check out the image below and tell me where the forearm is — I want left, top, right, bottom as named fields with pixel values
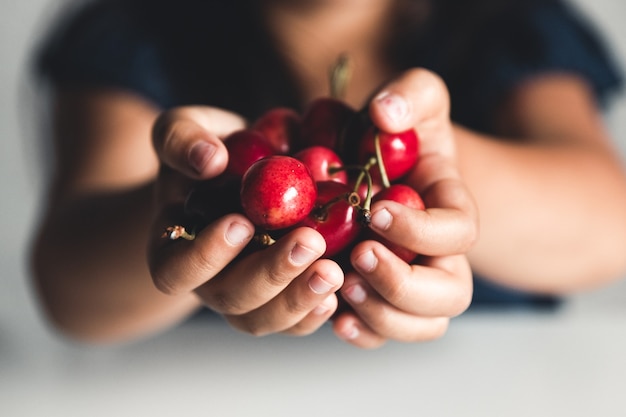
left=456, top=125, right=626, bottom=293
left=31, top=183, right=201, bottom=343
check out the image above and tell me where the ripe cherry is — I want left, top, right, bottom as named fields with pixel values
left=358, top=127, right=419, bottom=185
left=240, top=156, right=317, bottom=230
left=224, top=129, right=275, bottom=178
left=294, top=146, right=348, bottom=184
left=251, top=107, right=301, bottom=154
left=298, top=98, right=356, bottom=152
left=296, top=181, right=360, bottom=257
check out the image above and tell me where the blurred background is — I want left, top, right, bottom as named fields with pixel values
left=1, top=1, right=625, bottom=416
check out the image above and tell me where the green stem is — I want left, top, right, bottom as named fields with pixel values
left=329, top=53, right=351, bottom=100
left=374, top=131, right=391, bottom=188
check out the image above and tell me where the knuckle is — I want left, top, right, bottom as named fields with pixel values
left=206, top=290, right=246, bottom=315
left=283, top=295, right=311, bottom=316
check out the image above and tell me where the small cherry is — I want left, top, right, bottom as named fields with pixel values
left=224, top=129, right=275, bottom=178
left=358, top=127, right=419, bottom=185
left=294, top=146, right=348, bottom=184
left=251, top=107, right=301, bottom=154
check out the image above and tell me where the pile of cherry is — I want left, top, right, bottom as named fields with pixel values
left=166, top=96, right=424, bottom=264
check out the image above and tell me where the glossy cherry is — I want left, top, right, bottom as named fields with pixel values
left=294, top=145, right=348, bottom=184
left=240, top=156, right=317, bottom=230
left=296, top=181, right=360, bottom=257
left=358, top=127, right=419, bottom=185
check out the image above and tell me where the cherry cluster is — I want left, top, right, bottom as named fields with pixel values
left=166, top=96, right=424, bottom=265
left=164, top=56, right=425, bottom=266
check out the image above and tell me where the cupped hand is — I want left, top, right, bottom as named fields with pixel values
left=148, top=106, right=343, bottom=337
left=333, top=68, right=478, bottom=348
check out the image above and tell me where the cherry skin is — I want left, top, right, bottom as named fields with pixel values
left=294, top=146, right=348, bottom=184
left=224, top=129, right=276, bottom=178
left=240, top=156, right=317, bottom=230
left=368, top=184, right=425, bottom=262
left=296, top=181, right=360, bottom=257
left=298, top=97, right=356, bottom=152
left=251, top=107, right=301, bottom=154
left=358, top=127, right=419, bottom=184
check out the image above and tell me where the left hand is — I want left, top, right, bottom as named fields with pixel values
left=332, top=68, right=478, bottom=348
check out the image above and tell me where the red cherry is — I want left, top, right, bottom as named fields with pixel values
left=368, top=184, right=425, bottom=262
left=224, top=129, right=275, bottom=178
left=240, top=156, right=317, bottom=230
left=294, top=146, right=348, bottom=184
left=251, top=107, right=301, bottom=154
left=358, top=127, right=419, bottom=184
left=297, top=181, right=360, bottom=257
left=298, top=98, right=356, bottom=151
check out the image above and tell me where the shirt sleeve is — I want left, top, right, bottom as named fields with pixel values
left=35, top=1, right=174, bottom=108
left=449, top=0, right=623, bottom=131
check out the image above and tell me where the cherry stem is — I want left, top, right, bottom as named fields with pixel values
left=374, top=131, right=391, bottom=189
left=163, top=225, right=196, bottom=241
left=329, top=53, right=351, bottom=100
left=314, top=192, right=353, bottom=221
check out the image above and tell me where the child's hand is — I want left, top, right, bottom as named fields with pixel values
left=333, top=69, right=478, bottom=348
left=147, top=106, right=344, bottom=336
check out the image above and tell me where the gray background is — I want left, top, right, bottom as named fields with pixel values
left=1, top=1, right=626, bottom=416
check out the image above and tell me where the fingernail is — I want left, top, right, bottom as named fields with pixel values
left=225, top=222, right=252, bottom=246
left=189, top=141, right=216, bottom=174
left=344, top=283, right=367, bottom=304
left=355, top=250, right=377, bottom=273
left=343, top=325, right=360, bottom=340
left=375, top=92, right=408, bottom=123
left=290, top=243, right=318, bottom=266
left=371, top=208, right=392, bottom=231
left=308, top=273, right=334, bottom=294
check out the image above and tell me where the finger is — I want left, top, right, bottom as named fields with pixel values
left=337, top=274, right=452, bottom=344
left=148, top=211, right=255, bottom=295
left=224, top=259, right=343, bottom=336
left=347, top=241, right=473, bottom=317
left=152, top=106, right=246, bottom=179
left=369, top=187, right=477, bottom=257
left=195, top=227, right=327, bottom=315
left=368, top=68, right=450, bottom=134
left=332, top=312, right=387, bottom=349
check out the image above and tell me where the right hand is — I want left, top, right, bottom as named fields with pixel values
left=147, top=106, right=344, bottom=336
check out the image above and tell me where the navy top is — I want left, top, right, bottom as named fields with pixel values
left=35, top=0, right=622, bottom=309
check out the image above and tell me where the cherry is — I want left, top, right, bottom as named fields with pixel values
left=358, top=127, right=419, bottom=186
left=251, top=107, right=301, bottom=154
left=224, top=129, right=276, bottom=178
left=298, top=98, right=356, bottom=152
left=294, top=146, right=348, bottom=184
left=240, top=156, right=317, bottom=230
left=296, top=181, right=360, bottom=257
left=367, top=184, right=425, bottom=262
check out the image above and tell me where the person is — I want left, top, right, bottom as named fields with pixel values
left=30, top=0, right=626, bottom=348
